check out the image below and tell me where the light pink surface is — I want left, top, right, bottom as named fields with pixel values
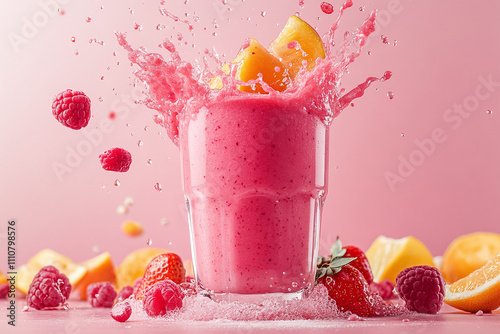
left=1, top=300, right=499, bottom=333
left=1, top=0, right=500, bottom=268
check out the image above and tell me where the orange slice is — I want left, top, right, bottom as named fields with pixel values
left=0, top=270, right=7, bottom=285
left=77, top=252, right=117, bottom=300
left=444, top=252, right=500, bottom=313
left=269, top=15, right=326, bottom=80
left=233, top=38, right=289, bottom=94
left=16, top=249, right=87, bottom=294
left=116, top=247, right=168, bottom=289
left=441, top=232, right=500, bottom=284
left=366, top=236, right=435, bottom=283
left=122, top=220, right=144, bottom=237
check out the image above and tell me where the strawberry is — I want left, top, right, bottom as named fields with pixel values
left=316, top=257, right=376, bottom=317
left=318, top=237, right=374, bottom=284
left=134, top=253, right=185, bottom=300
left=343, top=245, right=374, bottom=284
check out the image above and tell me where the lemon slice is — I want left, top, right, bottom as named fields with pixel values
left=366, top=236, right=435, bottom=283
left=444, top=252, right=500, bottom=312
left=116, top=247, right=168, bottom=289
left=441, top=232, right=500, bottom=284
left=17, top=249, right=88, bottom=294
left=269, top=15, right=326, bottom=79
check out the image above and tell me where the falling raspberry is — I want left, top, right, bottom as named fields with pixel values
left=52, top=89, right=91, bottom=130
left=321, top=2, right=334, bottom=14
left=99, top=147, right=132, bottom=172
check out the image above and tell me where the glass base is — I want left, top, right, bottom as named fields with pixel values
left=203, top=287, right=311, bottom=304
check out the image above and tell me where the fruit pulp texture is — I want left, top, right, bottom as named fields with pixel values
left=180, top=96, right=328, bottom=294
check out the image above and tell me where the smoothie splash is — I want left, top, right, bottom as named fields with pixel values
left=117, top=0, right=391, bottom=303
left=116, top=0, right=391, bottom=145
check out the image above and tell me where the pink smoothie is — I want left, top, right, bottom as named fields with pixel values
left=117, top=0, right=389, bottom=297
left=180, top=95, right=328, bottom=294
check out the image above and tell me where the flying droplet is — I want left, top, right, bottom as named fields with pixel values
left=160, top=218, right=169, bottom=226
left=98, top=96, right=103, bottom=102
left=486, top=110, right=492, bottom=114
left=381, top=35, right=389, bottom=44
left=156, top=24, right=166, bottom=31
left=147, top=159, right=153, bottom=165
left=85, top=16, right=92, bottom=23
left=387, top=91, right=394, bottom=99
left=114, top=179, right=121, bottom=186
left=261, top=11, right=267, bottom=17
left=146, top=238, right=153, bottom=246
left=134, top=23, right=143, bottom=31
left=71, top=36, right=75, bottom=42
left=401, top=133, right=405, bottom=137
left=154, top=183, right=162, bottom=192
left=137, top=140, right=143, bottom=148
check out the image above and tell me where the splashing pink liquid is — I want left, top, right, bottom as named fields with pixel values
left=116, top=0, right=389, bottom=145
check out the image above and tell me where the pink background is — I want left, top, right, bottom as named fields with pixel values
left=1, top=0, right=499, bottom=269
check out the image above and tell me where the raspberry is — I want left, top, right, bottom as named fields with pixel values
left=99, top=147, right=132, bottom=172
left=117, top=285, right=134, bottom=301
left=87, top=282, right=117, bottom=308
left=133, top=277, right=142, bottom=295
left=370, top=279, right=395, bottom=300
left=111, top=301, right=132, bottom=322
left=396, top=265, right=445, bottom=314
left=143, top=279, right=183, bottom=317
left=0, top=283, right=9, bottom=299
left=26, top=266, right=71, bottom=310
left=52, top=89, right=91, bottom=130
